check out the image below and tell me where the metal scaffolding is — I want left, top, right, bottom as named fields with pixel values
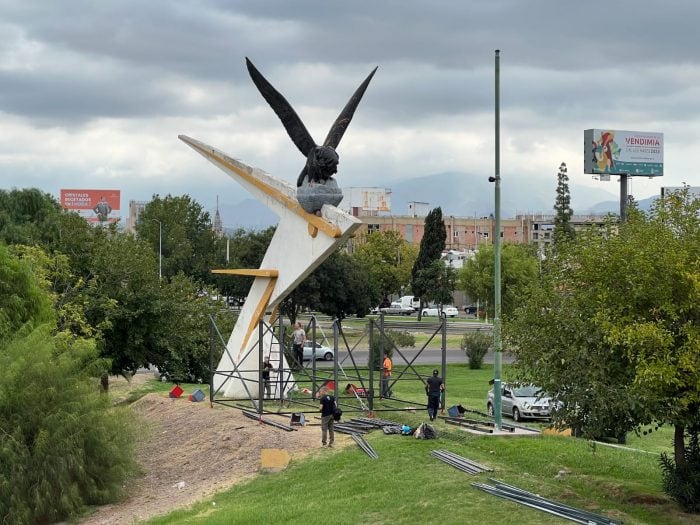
left=208, top=314, right=449, bottom=419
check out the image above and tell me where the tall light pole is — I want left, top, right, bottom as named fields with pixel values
left=490, top=49, right=503, bottom=430
left=152, top=219, right=162, bottom=281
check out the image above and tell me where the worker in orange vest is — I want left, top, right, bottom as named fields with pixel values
left=381, top=354, right=392, bottom=399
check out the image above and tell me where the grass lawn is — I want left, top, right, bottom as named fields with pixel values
left=121, top=363, right=697, bottom=525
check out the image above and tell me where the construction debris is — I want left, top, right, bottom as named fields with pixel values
left=472, top=478, right=622, bottom=525
left=431, top=449, right=493, bottom=474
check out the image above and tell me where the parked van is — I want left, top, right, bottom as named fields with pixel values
left=399, top=296, right=421, bottom=309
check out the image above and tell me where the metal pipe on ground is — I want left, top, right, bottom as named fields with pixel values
left=473, top=479, right=622, bottom=525
left=351, top=432, right=378, bottom=459
left=431, top=450, right=492, bottom=475
left=242, top=410, right=297, bottom=432
left=433, top=450, right=493, bottom=473
left=488, top=479, right=616, bottom=524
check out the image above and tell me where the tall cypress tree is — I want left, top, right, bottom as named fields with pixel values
left=411, top=207, right=446, bottom=319
left=553, top=162, right=574, bottom=245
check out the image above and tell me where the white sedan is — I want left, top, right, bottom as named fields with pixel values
left=303, top=341, right=334, bottom=361
left=421, top=305, right=459, bottom=318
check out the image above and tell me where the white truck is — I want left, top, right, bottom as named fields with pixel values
left=399, top=296, right=421, bottom=310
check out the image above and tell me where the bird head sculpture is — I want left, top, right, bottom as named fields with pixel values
left=245, top=57, right=377, bottom=188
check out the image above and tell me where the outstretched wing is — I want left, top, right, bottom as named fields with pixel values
left=246, top=57, right=316, bottom=156
left=323, top=66, right=378, bottom=149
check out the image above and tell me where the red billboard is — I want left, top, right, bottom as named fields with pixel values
left=60, top=189, right=120, bottom=224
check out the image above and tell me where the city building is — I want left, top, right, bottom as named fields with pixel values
left=350, top=212, right=612, bottom=252
left=125, top=200, right=148, bottom=233
left=351, top=214, right=527, bottom=251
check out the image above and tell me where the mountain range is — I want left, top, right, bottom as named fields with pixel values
left=218, top=171, right=656, bottom=231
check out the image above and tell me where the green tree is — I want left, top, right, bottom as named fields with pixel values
left=507, top=187, right=700, bottom=469
left=411, top=207, right=446, bottom=319
left=0, top=243, right=54, bottom=343
left=81, top=231, right=162, bottom=382
left=354, top=231, right=417, bottom=299
left=314, top=250, right=376, bottom=319
left=282, top=249, right=376, bottom=323
left=552, top=162, right=574, bottom=245
left=137, top=195, right=219, bottom=283
left=214, top=227, right=276, bottom=301
left=8, top=244, right=100, bottom=339
left=419, top=259, right=456, bottom=309
left=0, top=248, right=136, bottom=524
left=458, top=243, right=539, bottom=319
left=0, top=328, right=136, bottom=524
left=154, top=273, right=235, bottom=382
left=0, top=188, right=63, bottom=247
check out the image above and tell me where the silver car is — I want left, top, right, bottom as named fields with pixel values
left=487, top=383, right=552, bottom=421
left=302, top=341, right=334, bottom=361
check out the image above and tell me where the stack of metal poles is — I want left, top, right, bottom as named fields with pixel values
left=334, top=421, right=375, bottom=434
left=351, top=417, right=397, bottom=428
left=351, top=432, right=378, bottom=459
left=431, top=449, right=493, bottom=474
left=472, top=478, right=622, bottom=524
left=241, top=410, right=296, bottom=431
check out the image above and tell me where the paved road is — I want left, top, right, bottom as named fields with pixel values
left=310, top=349, right=514, bottom=368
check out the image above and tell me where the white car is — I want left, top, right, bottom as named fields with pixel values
left=380, top=301, right=415, bottom=316
left=421, top=305, right=459, bottom=318
left=487, top=383, right=552, bottom=421
left=303, top=341, right=334, bottom=361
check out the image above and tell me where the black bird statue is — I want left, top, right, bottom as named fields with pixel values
left=245, top=57, right=377, bottom=189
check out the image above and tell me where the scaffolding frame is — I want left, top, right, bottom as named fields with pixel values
left=208, top=313, right=448, bottom=418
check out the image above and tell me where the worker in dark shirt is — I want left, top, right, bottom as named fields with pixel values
left=262, top=355, right=273, bottom=398
left=425, top=369, right=444, bottom=421
left=319, top=388, right=337, bottom=447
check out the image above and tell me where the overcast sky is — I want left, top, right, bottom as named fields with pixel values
left=1, top=0, right=697, bottom=225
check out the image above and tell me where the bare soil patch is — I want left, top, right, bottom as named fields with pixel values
left=80, top=381, right=330, bottom=524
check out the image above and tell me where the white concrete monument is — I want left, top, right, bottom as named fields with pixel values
left=180, top=58, right=375, bottom=400
left=179, top=135, right=362, bottom=399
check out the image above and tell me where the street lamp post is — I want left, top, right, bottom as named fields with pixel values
left=152, top=219, right=162, bottom=280
left=491, top=49, right=503, bottom=430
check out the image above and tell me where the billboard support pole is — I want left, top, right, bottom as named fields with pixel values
left=620, top=174, right=629, bottom=222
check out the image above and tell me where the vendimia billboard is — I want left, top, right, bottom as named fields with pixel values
left=584, top=129, right=663, bottom=177
left=60, top=189, right=120, bottom=224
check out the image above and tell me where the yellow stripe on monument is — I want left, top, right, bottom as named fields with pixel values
left=212, top=269, right=279, bottom=277
left=180, top=137, right=342, bottom=238
left=239, top=277, right=278, bottom=359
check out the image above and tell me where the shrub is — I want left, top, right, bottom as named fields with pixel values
left=660, top=425, right=700, bottom=513
left=460, top=331, right=491, bottom=369
left=0, top=243, right=54, bottom=343
left=369, top=329, right=415, bottom=369
left=0, top=327, right=137, bottom=524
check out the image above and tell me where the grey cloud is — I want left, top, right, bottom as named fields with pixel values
left=3, top=0, right=700, bottom=126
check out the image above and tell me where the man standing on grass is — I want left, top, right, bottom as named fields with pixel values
left=292, top=321, right=306, bottom=367
left=381, top=353, right=392, bottom=398
left=319, top=387, right=336, bottom=448
left=425, top=369, right=444, bottom=421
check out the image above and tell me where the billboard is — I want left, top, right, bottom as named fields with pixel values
left=584, top=129, right=663, bottom=177
left=60, top=189, right=121, bottom=224
left=345, top=187, right=391, bottom=212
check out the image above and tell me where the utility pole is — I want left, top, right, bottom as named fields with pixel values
left=490, top=49, right=503, bottom=430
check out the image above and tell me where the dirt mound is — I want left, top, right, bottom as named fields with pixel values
left=80, top=393, right=325, bottom=524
